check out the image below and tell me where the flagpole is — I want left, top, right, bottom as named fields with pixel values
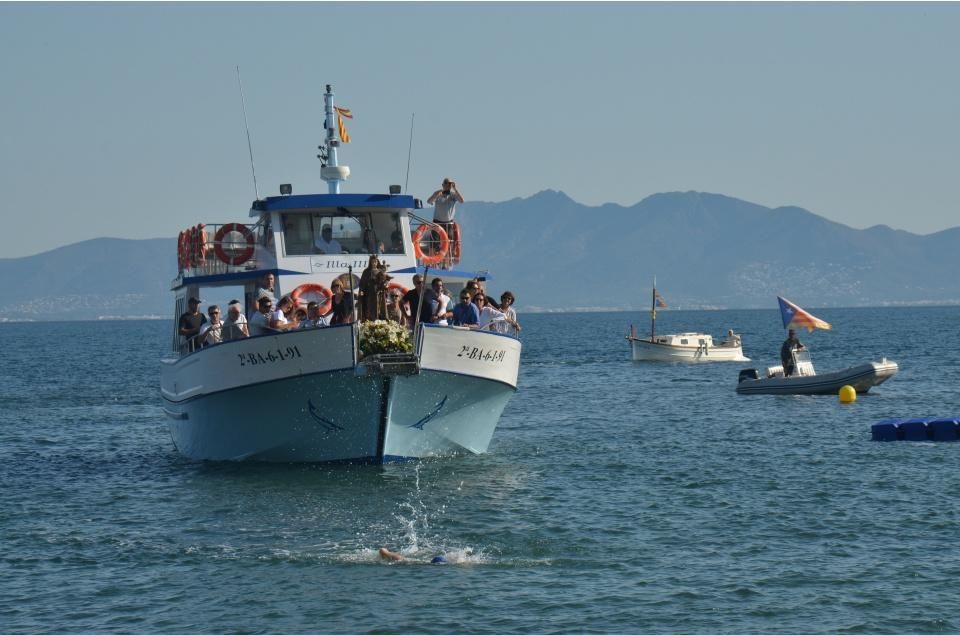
left=650, top=275, right=656, bottom=342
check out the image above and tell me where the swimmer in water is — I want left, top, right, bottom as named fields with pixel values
left=379, top=547, right=446, bottom=564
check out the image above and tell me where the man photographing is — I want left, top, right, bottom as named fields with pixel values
left=427, top=178, right=464, bottom=263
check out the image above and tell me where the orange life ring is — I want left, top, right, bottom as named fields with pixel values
left=214, top=222, right=255, bottom=266
left=199, top=224, right=209, bottom=265
left=449, top=222, right=461, bottom=263
left=177, top=231, right=188, bottom=271
left=187, top=228, right=198, bottom=268
left=188, top=224, right=207, bottom=267
left=290, top=283, right=334, bottom=316
left=412, top=225, right=449, bottom=267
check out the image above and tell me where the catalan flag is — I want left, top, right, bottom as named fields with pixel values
left=335, top=106, right=352, bottom=143
left=777, top=296, right=832, bottom=332
left=654, top=289, right=668, bottom=309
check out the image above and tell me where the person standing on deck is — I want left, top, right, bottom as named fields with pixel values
left=222, top=300, right=249, bottom=340
left=249, top=296, right=273, bottom=336
left=402, top=275, right=438, bottom=327
left=427, top=178, right=463, bottom=261
left=779, top=329, right=805, bottom=377
left=178, top=297, right=207, bottom=352
left=199, top=304, right=224, bottom=346
left=256, top=273, right=277, bottom=303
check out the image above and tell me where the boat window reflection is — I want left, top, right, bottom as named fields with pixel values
left=282, top=211, right=404, bottom=256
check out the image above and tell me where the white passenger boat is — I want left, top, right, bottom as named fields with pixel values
left=159, top=84, right=521, bottom=463
left=626, top=284, right=749, bottom=362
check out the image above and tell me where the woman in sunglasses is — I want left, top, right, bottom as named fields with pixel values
left=493, top=291, right=520, bottom=336
left=473, top=293, right=520, bottom=333
left=385, top=290, right=406, bottom=326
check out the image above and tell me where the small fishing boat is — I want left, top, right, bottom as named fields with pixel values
left=626, top=283, right=749, bottom=362
left=735, top=296, right=897, bottom=395
left=735, top=350, right=899, bottom=395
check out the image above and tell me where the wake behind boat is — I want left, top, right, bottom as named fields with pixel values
left=735, top=296, right=897, bottom=395
left=626, top=283, right=749, bottom=362
left=159, top=84, right=521, bottom=463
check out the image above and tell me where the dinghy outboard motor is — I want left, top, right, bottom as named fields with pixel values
left=738, top=368, right=760, bottom=383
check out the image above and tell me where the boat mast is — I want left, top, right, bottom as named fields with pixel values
left=650, top=275, right=656, bottom=342
left=320, top=84, right=351, bottom=194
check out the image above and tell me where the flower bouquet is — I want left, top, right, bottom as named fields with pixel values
left=358, top=320, right=413, bottom=357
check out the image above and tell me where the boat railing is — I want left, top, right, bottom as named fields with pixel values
left=356, top=352, right=420, bottom=376
left=409, top=213, right=461, bottom=270
left=176, top=222, right=274, bottom=278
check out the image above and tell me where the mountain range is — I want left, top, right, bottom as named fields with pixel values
left=1, top=190, right=958, bottom=320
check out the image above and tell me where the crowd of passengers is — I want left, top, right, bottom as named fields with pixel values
left=177, top=272, right=520, bottom=353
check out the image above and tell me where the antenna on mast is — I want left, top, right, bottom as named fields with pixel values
left=236, top=66, right=260, bottom=201
left=404, top=113, right=415, bottom=193
left=320, top=84, right=350, bottom=194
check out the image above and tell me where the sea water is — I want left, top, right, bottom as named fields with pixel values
left=2, top=307, right=960, bottom=633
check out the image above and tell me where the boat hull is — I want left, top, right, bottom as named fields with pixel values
left=735, top=359, right=898, bottom=395
left=160, top=324, right=520, bottom=463
left=628, top=336, right=749, bottom=362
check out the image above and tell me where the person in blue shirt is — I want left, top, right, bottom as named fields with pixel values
left=451, top=289, right=480, bottom=327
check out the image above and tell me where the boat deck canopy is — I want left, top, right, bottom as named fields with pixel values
left=174, top=268, right=308, bottom=289
left=391, top=266, right=493, bottom=281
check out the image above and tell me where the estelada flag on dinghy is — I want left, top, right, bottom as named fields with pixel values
left=777, top=296, right=832, bottom=332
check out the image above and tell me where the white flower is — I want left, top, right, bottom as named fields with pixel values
left=359, top=320, right=412, bottom=357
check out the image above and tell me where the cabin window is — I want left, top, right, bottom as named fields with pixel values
left=680, top=339, right=689, bottom=345
left=281, top=211, right=404, bottom=256
left=372, top=213, right=405, bottom=254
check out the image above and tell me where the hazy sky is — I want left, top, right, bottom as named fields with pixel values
left=2, top=2, right=958, bottom=258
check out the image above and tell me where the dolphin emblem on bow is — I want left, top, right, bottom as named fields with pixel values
left=307, top=399, right=343, bottom=432
left=409, top=396, right=448, bottom=430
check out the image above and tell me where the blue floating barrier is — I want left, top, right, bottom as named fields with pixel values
left=871, top=418, right=905, bottom=442
left=929, top=418, right=960, bottom=442
left=899, top=418, right=932, bottom=441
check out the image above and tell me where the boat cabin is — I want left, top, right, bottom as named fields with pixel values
left=170, top=190, right=487, bottom=355
left=651, top=332, right=715, bottom=348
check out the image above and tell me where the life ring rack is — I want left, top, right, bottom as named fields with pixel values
left=213, top=223, right=255, bottom=266
left=412, top=224, right=449, bottom=267
left=290, top=283, right=334, bottom=316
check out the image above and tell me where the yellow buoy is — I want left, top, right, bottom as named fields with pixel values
left=839, top=385, right=856, bottom=403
